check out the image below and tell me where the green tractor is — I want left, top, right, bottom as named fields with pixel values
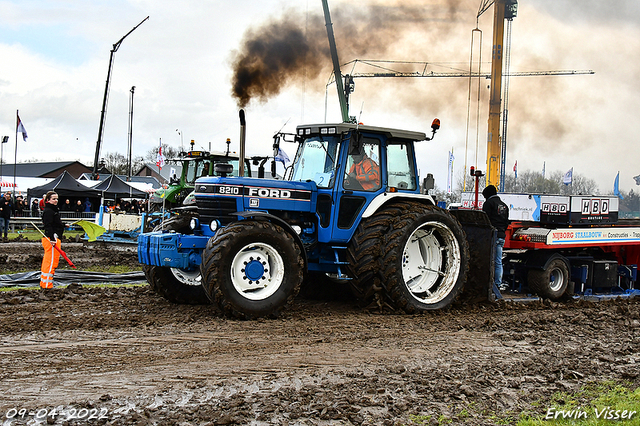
left=149, top=141, right=243, bottom=211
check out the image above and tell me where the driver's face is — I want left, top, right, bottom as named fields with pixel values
left=352, top=153, right=364, bottom=163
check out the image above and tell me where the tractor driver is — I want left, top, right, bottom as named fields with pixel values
left=200, top=162, right=210, bottom=177
left=344, top=147, right=380, bottom=191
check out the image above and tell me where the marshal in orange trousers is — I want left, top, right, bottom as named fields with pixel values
left=40, top=237, right=61, bottom=289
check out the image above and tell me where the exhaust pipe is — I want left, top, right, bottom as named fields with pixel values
left=239, top=109, right=246, bottom=176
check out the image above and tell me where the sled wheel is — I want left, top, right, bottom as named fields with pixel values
left=346, top=203, right=404, bottom=302
left=200, top=221, right=304, bottom=319
left=144, top=214, right=209, bottom=305
left=383, top=203, right=469, bottom=312
left=528, top=257, right=570, bottom=300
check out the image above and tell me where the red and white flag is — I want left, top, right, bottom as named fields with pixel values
left=156, top=139, right=165, bottom=169
left=16, top=113, right=28, bottom=141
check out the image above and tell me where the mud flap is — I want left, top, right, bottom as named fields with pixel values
left=450, top=210, right=496, bottom=304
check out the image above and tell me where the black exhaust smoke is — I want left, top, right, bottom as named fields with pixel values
left=231, top=11, right=326, bottom=109
left=230, top=2, right=469, bottom=109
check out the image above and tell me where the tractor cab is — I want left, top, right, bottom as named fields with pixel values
left=283, top=122, right=429, bottom=243
left=150, top=149, right=243, bottom=210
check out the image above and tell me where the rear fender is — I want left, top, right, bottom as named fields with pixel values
left=360, top=193, right=435, bottom=219
left=525, top=251, right=569, bottom=271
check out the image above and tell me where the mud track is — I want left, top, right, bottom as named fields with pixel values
left=0, top=242, right=638, bottom=425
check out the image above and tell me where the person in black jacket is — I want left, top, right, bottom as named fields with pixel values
left=40, top=191, right=65, bottom=289
left=0, top=192, right=12, bottom=241
left=482, top=185, right=510, bottom=290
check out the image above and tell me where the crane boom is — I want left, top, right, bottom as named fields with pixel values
left=486, top=0, right=515, bottom=188
left=91, top=16, right=149, bottom=180
left=321, top=0, right=350, bottom=123
left=344, top=70, right=594, bottom=79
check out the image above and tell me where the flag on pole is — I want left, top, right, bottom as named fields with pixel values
left=614, top=172, right=624, bottom=199
left=563, top=167, right=573, bottom=185
left=513, top=160, right=518, bottom=179
left=16, top=114, right=28, bottom=141
left=156, top=139, right=165, bottom=169
left=73, top=220, right=106, bottom=242
left=275, top=148, right=290, bottom=165
left=446, top=149, right=454, bottom=194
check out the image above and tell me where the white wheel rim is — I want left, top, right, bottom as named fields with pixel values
left=549, top=267, right=565, bottom=292
left=401, top=221, right=461, bottom=304
left=230, top=242, right=285, bottom=301
left=170, top=268, right=201, bottom=286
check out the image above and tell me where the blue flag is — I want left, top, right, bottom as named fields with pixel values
left=614, top=172, right=624, bottom=199
left=275, top=148, right=290, bottom=165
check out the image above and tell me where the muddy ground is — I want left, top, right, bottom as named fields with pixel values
left=0, top=241, right=638, bottom=425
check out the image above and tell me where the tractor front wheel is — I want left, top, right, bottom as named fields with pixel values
left=200, top=221, right=304, bottom=319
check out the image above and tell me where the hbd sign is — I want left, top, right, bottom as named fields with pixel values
left=541, top=202, right=568, bottom=215
left=581, top=198, right=609, bottom=216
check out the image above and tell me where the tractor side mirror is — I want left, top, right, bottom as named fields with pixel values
left=348, top=132, right=363, bottom=155
left=214, top=162, right=233, bottom=177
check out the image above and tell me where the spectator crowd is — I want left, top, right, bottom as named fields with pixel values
left=1, top=192, right=147, bottom=218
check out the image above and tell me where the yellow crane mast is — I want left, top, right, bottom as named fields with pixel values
left=483, top=0, right=517, bottom=189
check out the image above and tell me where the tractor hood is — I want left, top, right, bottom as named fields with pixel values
left=194, top=176, right=317, bottom=213
left=150, top=185, right=184, bottom=204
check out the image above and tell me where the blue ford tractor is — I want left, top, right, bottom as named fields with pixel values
left=138, top=118, right=475, bottom=318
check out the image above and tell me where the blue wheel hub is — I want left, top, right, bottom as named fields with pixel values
left=243, top=256, right=266, bottom=282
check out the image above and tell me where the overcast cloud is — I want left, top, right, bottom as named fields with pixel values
left=0, top=0, right=638, bottom=194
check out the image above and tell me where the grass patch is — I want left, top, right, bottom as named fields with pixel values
left=81, top=265, right=141, bottom=274
left=1, top=264, right=141, bottom=275
left=0, top=282, right=148, bottom=292
left=7, top=229, right=85, bottom=241
left=519, top=382, right=640, bottom=425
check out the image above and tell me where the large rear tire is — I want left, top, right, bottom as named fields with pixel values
left=143, top=214, right=209, bottom=305
left=200, top=221, right=304, bottom=319
left=383, top=203, right=469, bottom=312
left=528, top=257, right=570, bottom=300
left=346, top=203, right=403, bottom=302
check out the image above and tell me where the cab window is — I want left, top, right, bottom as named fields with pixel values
left=343, top=138, right=381, bottom=192
left=386, top=142, right=416, bottom=190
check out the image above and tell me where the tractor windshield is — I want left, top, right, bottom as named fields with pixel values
left=184, top=160, right=200, bottom=185
left=291, top=136, right=340, bottom=188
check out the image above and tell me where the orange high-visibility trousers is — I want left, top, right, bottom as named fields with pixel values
left=40, top=237, right=61, bottom=289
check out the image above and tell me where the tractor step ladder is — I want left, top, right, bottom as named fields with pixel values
left=318, top=246, right=352, bottom=280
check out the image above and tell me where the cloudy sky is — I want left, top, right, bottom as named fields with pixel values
left=0, top=0, right=639, bottom=193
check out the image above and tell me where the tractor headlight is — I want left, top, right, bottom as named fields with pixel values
left=291, top=225, right=302, bottom=235
left=210, top=220, right=220, bottom=232
left=189, top=218, right=200, bottom=230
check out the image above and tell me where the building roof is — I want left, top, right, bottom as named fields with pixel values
left=0, top=161, right=91, bottom=179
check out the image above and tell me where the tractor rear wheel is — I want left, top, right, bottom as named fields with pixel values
left=143, top=214, right=209, bottom=305
left=528, top=257, right=570, bottom=300
left=346, top=203, right=403, bottom=302
left=383, top=203, right=469, bottom=312
left=200, top=221, right=304, bottom=319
